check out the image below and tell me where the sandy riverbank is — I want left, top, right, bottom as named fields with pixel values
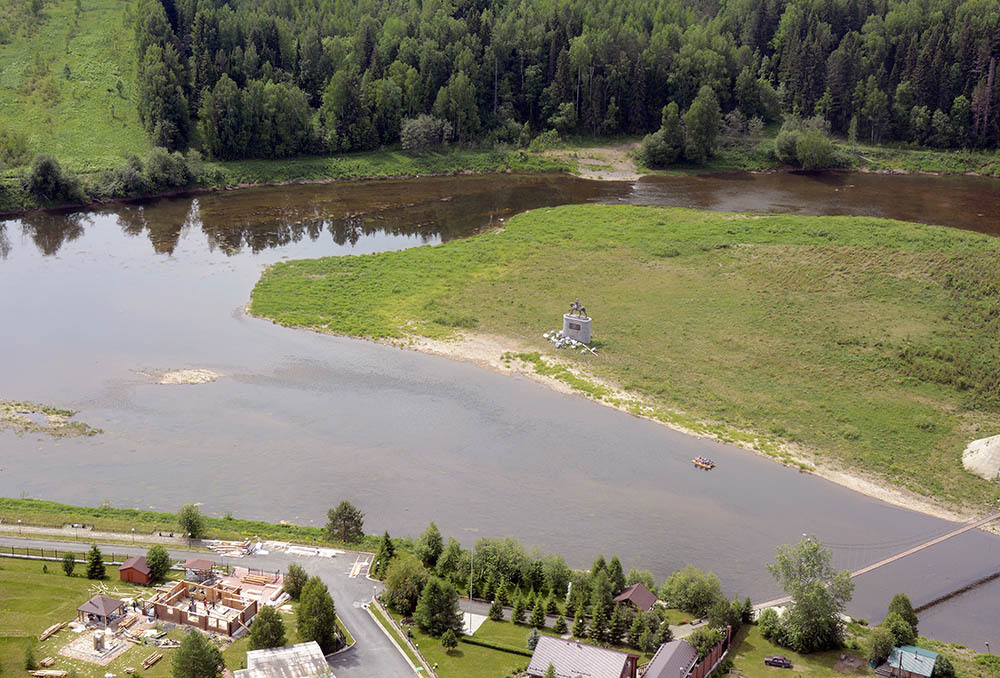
left=371, top=330, right=986, bottom=527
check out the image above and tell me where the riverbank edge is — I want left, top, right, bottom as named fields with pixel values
left=0, top=165, right=567, bottom=219
left=5, top=139, right=1000, bottom=217
left=247, top=307, right=986, bottom=529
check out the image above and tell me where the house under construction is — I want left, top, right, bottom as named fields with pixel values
left=150, top=580, right=258, bottom=636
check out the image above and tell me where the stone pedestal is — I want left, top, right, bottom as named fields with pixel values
left=562, top=313, right=591, bottom=344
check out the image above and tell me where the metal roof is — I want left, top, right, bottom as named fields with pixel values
left=642, top=640, right=699, bottom=678
left=613, top=583, right=657, bottom=611
left=885, top=646, right=939, bottom=678
left=121, top=556, right=150, bottom=575
left=234, top=642, right=333, bottom=678
left=527, top=635, right=637, bottom=678
left=78, top=595, right=125, bottom=618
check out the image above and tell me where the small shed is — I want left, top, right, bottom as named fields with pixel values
left=120, top=556, right=152, bottom=585
left=78, top=595, right=125, bottom=626
left=184, top=558, right=216, bottom=581
left=876, top=646, right=939, bottom=678
left=613, top=583, right=657, bottom=612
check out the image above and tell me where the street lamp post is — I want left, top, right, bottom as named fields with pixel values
left=18, top=519, right=21, bottom=535
left=131, top=528, right=135, bottom=544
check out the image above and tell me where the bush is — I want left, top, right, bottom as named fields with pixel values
left=400, top=115, right=452, bottom=154
left=795, top=129, right=835, bottom=170
left=0, top=128, right=31, bottom=168
left=775, top=129, right=800, bottom=165
left=527, top=129, right=560, bottom=151
left=22, top=155, right=84, bottom=204
left=867, top=626, right=894, bottom=666
left=146, top=147, right=192, bottom=190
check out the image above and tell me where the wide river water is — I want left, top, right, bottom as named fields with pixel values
left=1, top=171, right=999, bottom=645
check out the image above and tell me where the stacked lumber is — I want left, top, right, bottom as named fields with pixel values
left=241, top=574, right=271, bottom=586
left=29, top=671, right=67, bottom=677
left=124, top=668, right=136, bottom=674
left=39, top=658, right=55, bottom=667
left=119, top=614, right=138, bottom=630
left=39, top=623, right=64, bottom=641
left=142, top=652, right=162, bottom=669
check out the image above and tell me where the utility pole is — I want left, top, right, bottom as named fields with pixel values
left=469, top=545, right=474, bottom=602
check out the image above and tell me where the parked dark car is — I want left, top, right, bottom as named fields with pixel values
left=764, top=656, right=793, bottom=668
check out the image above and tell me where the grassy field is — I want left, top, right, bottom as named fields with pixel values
left=0, top=497, right=389, bottom=552
left=250, top=204, right=1000, bottom=508
left=0, top=0, right=147, bottom=177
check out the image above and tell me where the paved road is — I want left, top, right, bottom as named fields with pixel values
left=0, top=536, right=414, bottom=678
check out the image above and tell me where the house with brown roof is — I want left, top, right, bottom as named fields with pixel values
left=78, top=595, right=125, bottom=626
left=526, top=636, right=638, bottom=678
left=613, top=583, right=657, bottom=612
left=120, top=556, right=152, bottom=585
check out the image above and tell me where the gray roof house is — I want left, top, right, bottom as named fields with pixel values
left=642, top=640, right=700, bottom=678
left=234, top=642, right=334, bottom=678
left=527, top=636, right=638, bottom=678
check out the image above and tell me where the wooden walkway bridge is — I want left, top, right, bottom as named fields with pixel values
left=755, top=510, right=1000, bottom=610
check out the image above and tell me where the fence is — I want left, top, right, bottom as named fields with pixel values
left=371, top=596, right=439, bottom=678
left=0, top=544, right=126, bottom=563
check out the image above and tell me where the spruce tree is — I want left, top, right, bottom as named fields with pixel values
left=609, top=605, right=628, bottom=645
left=414, top=576, right=463, bottom=637
left=61, top=552, right=76, bottom=576
left=416, top=522, right=444, bottom=569
left=553, top=615, right=567, bottom=634
left=572, top=612, right=587, bottom=638
left=546, top=596, right=559, bottom=616
left=608, top=556, right=626, bottom=595
left=628, top=612, right=644, bottom=648
left=86, top=544, right=105, bottom=580
left=146, top=545, right=171, bottom=583
left=495, top=577, right=510, bottom=607
left=297, top=577, right=340, bottom=653
left=372, top=532, right=395, bottom=578
left=526, top=627, right=540, bottom=650
left=591, top=604, right=609, bottom=642
left=511, top=596, right=526, bottom=624
left=283, top=563, right=308, bottom=600
left=530, top=600, right=546, bottom=629
left=441, top=629, right=458, bottom=653
left=24, top=641, right=38, bottom=671
left=488, top=597, right=504, bottom=621
left=172, top=630, right=222, bottom=678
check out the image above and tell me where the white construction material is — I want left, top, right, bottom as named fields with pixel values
left=963, top=434, right=1000, bottom=479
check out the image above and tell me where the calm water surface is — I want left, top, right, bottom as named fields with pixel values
left=1, top=172, right=998, bottom=644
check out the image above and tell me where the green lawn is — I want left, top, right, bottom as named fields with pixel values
left=250, top=204, right=1000, bottom=508
left=729, top=626, right=870, bottom=677
left=384, top=610, right=527, bottom=678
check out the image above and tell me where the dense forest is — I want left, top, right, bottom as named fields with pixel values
left=131, top=0, right=999, bottom=160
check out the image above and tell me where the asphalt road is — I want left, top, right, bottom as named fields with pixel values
left=0, top=537, right=414, bottom=678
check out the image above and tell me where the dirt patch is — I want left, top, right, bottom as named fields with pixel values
left=0, top=400, right=101, bottom=438
left=138, top=369, right=221, bottom=385
left=544, top=142, right=641, bottom=181
left=833, top=654, right=867, bottom=673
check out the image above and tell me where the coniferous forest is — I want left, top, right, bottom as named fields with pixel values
left=129, top=0, right=1000, bottom=160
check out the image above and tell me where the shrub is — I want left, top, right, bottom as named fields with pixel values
left=775, top=129, right=800, bottom=165
left=795, top=129, right=835, bottom=169
left=400, top=114, right=452, bottom=153
left=0, top=128, right=31, bottom=168
left=527, top=129, right=560, bottom=151
left=22, top=155, right=84, bottom=204
left=867, top=626, right=894, bottom=666
left=146, top=147, right=192, bottom=190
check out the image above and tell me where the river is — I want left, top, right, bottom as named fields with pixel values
left=1, top=172, right=998, bottom=646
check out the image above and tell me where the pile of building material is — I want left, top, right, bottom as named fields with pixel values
left=39, top=623, right=65, bottom=641
left=202, top=539, right=255, bottom=558
left=141, top=652, right=162, bottom=669
left=963, top=434, right=1000, bottom=479
left=39, top=658, right=55, bottom=667
left=29, top=671, right=67, bottom=677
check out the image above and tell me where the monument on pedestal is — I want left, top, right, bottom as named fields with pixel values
left=563, top=299, right=591, bottom=344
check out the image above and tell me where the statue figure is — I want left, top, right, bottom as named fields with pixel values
left=569, top=299, right=588, bottom=318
